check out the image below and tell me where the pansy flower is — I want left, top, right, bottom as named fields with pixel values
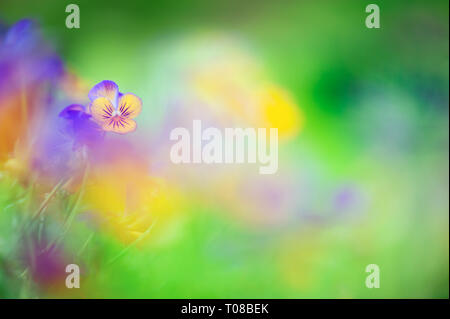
left=88, top=80, right=142, bottom=134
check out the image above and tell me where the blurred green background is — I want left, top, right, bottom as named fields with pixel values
left=0, top=0, right=448, bottom=298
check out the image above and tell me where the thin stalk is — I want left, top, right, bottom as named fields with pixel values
left=77, top=232, right=94, bottom=257
left=107, top=218, right=158, bottom=266
left=46, top=162, right=90, bottom=250
left=31, top=178, right=66, bottom=221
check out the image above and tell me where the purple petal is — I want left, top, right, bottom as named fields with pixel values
left=88, top=80, right=119, bottom=104
left=59, top=104, right=86, bottom=119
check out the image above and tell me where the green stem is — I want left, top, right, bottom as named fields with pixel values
left=46, top=163, right=90, bottom=251
left=32, top=178, right=66, bottom=221
left=77, top=232, right=94, bottom=257
left=107, top=218, right=158, bottom=266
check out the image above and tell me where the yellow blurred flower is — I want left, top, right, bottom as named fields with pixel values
left=258, top=85, right=303, bottom=140
left=83, top=158, right=181, bottom=244
left=187, top=36, right=303, bottom=139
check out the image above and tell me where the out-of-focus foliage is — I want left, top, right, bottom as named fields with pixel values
left=0, top=0, right=448, bottom=298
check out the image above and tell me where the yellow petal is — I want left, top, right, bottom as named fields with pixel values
left=90, top=97, right=115, bottom=124
left=102, top=117, right=137, bottom=134
left=118, top=93, right=142, bottom=119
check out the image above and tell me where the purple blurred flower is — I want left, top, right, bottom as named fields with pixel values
left=29, top=104, right=103, bottom=184
left=0, top=19, right=64, bottom=98
left=333, top=186, right=365, bottom=218
left=0, top=19, right=65, bottom=161
left=21, top=236, right=68, bottom=289
left=59, top=104, right=104, bottom=150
